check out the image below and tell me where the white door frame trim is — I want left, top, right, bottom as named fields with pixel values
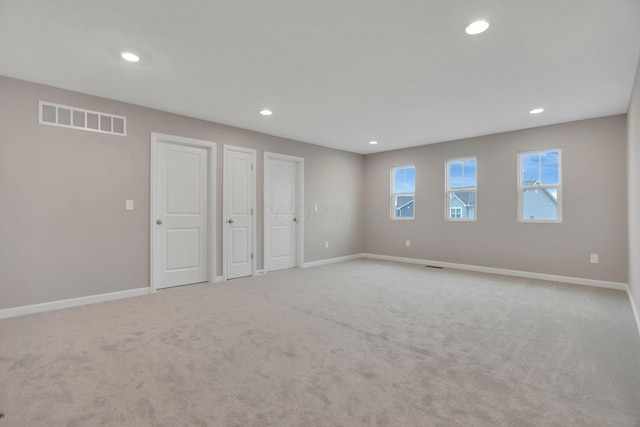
left=263, top=151, right=304, bottom=272
left=223, top=145, right=257, bottom=280
left=150, top=132, right=217, bottom=292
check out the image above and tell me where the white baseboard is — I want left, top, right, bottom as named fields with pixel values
left=3, top=258, right=634, bottom=332
left=361, top=253, right=628, bottom=291
left=628, top=288, right=640, bottom=337
left=364, top=253, right=638, bottom=336
left=0, top=287, right=151, bottom=320
left=302, top=254, right=364, bottom=269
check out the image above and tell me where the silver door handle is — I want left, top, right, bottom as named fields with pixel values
left=293, top=217, right=297, bottom=222
left=228, top=219, right=234, bottom=224
left=156, top=219, right=163, bottom=225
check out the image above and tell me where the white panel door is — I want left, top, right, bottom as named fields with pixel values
left=265, top=157, right=298, bottom=271
left=154, top=142, right=208, bottom=289
left=224, top=146, right=255, bottom=279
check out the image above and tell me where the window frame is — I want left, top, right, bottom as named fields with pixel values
left=390, top=165, right=415, bottom=220
left=517, top=148, right=562, bottom=223
left=445, top=157, right=477, bottom=221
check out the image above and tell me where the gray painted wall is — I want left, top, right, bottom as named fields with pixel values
left=0, top=76, right=364, bottom=310
left=628, top=56, right=640, bottom=314
left=363, top=116, right=628, bottom=283
left=1, top=74, right=635, bottom=312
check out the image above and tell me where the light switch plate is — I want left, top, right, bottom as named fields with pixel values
left=125, top=199, right=134, bottom=211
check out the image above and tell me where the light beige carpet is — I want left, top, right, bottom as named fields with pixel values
left=1, top=259, right=639, bottom=426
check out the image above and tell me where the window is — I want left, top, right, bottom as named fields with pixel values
left=391, top=166, right=415, bottom=219
left=446, top=158, right=476, bottom=220
left=518, top=149, right=561, bottom=222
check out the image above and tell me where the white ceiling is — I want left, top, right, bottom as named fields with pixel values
left=1, top=1, right=639, bottom=154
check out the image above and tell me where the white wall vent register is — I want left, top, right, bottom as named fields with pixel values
left=39, top=101, right=126, bottom=136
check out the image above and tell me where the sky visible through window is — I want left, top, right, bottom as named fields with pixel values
left=522, top=151, right=559, bottom=185
left=449, top=159, right=477, bottom=188
left=394, top=167, right=415, bottom=192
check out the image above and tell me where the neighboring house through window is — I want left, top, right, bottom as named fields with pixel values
left=446, top=157, right=476, bottom=220
left=391, top=166, right=415, bottom=219
left=518, top=149, right=561, bottom=222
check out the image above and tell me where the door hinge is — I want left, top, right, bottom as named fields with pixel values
left=251, top=208, right=254, bottom=215
left=251, top=253, right=254, bottom=260
left=251, top=164, right=254, bottom=171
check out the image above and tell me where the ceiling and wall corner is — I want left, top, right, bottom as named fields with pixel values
left=0, top=1, right=639, bottom=154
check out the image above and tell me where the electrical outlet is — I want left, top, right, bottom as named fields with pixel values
left=406, top=240, right=411, bottom=247
left=314, top=204, right=319, bottom=212
left=590, top=254, right=599, bottom=264
left=125, top=199, right=134, bottom=210
left=324, top=241, right=329, bottom=248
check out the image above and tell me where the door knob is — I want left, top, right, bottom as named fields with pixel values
left=156, top=219, right=163, bottom=225
left=293, top=217, right=297, bottom=222
left=228, top=219, right=234, bottom=224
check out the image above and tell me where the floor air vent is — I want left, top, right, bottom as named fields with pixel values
left=39, top=101, right=126, bottom=136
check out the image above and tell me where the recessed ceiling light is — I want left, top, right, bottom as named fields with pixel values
left=529, top=108, right=545, bottom=114
left=369, top=141, right=379, bottom=145
left=465, top=20, right=490, bottom=35
left=121, top=51, right=140, bottom=63
left=260, top=109, right=273, bottom=116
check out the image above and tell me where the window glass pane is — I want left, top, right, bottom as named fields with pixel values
left=449, top=162, right=463, bottom=188
left=394, top=194, right=414, bottom=218
left=463, top=159, right=477, bottom=188
left=540, top=151, right=559, bottom=185
left=448, top=191, right=476, bottom=219
left=521, top=152, right=541, bottom=184
left=449, top=159, right=476, bottom=189
left=394, top=167, right=415, bottom=192
left=522, top=151, right=559, bottom=185
left=522, top=188, right=557, bottom=220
